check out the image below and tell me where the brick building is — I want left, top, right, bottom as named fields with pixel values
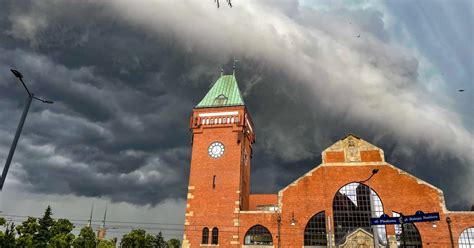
left=182, top=73, right=474, bottom=247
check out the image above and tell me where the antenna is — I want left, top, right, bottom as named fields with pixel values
left=102, top=203, right=108, bottom=229
left=87, top=203, right=94, bottom=227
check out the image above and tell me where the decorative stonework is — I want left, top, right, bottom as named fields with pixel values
left=322, top=134, right=384, bottom=164
left=340, top=228, right=374, bottom=248
left=345, top=136, right=361, bottom=162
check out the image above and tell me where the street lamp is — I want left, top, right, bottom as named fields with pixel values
left=359, top=169, right=380, bottom=247
left=290, top=212, right=296, bottom=226
left=0, top=69, right=53, bottom=191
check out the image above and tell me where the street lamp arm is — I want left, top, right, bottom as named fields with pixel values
left=358, top=169, right=379, bottom=184
left=10, top=69, right=32, bottom=96
left=32, top=96, right=54, bottom=104
left=18, top=78, right=32, bottom=96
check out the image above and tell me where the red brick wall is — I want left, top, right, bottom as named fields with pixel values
left=249, top=194, right=278, bottom=210
left=447, top=213, right=474, bottom=247
left=239, top=212, right=279, bottom=245
left=184, top=106, right=255, bottom=247
left=360, top=150, right=383, bottom=162
left=278, top=163, right=474, bottom=247
left=233, top=162, right=474, bottom=248
left=183, top=114, right=473, bottom=248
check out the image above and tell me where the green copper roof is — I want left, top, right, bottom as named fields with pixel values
left=196, top=74, right=245, bottom=108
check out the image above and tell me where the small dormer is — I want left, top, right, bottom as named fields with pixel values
left=213, top=94, right=228, bottom=106
left=322, top=134, right=385, bottom=164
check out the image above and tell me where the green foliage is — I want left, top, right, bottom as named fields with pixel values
left=0, top=206, right=181, bottom=248
left=0, top=221, right=16, bottom=248
left=153, top=231, right=167, bottom=248
left=97, top=239, right=116, bottom=248
left=36, top=205, right=55, bottom=247
left=15, top=216, right=39, bottom=247
left=72, top=226, right=96, bottom=248
left=166, top=239, right=180, bottom=248
left=48, top=219, right=76, bottom=248
left=120, top=229, right=155, bottom=248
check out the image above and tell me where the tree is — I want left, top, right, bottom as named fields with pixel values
left=166, top=238, right=180, bottom=248
left=73, top=226, right=96, bottom=248
left=48, top=219, right=75, bottom=248
left=121, top=229, right=155, bottom=248
left=35, top=205, right=55, bottom=247
left=97, top=239, right=116, bottom=248
left=15, top=216, right=40, bottom=247
left=0, top=219, right=16, bottom=248
left=153, top=231, right=167, bottom=248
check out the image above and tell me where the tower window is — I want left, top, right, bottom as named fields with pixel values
left=213, top=175, right=216, bottom=189
left=214, top=94, right=228, bottom=106
left=202, top=227, right=209, bottom=244
left=211, top=227, right=219, bottom=244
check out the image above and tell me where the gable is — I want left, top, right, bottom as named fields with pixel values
left=322, top=134, right=385, bottom=164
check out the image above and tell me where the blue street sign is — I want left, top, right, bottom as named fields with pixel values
left=402, top=211, right=440, bottom=223
left=371, top=214, right=401, bottom=225
left=370, top=211, right=440, bottom=226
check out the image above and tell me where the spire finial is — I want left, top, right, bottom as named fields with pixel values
left=220, top=68, right=224, bottom=76
left=102, top=203, right=108, bottom=229
left=233, top=58, right=239, bottom=75
left=88, top=203, right=94, bottom=227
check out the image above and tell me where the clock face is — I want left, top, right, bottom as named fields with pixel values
left=208, top=142, right=225, bottom=158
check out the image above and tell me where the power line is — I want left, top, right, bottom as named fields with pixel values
left=0, top=214, right=184, bottom=226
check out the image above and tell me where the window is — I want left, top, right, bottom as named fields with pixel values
left=214, top=94, right=228, bottom=106
left=202, top=227, right=209, bottom=244
left=332, top=182, right=387, bottom=246
left=304, top=211, right=327, bottom=246
left=213, top=175, right=216, bottom=189
left=393, top=212, right=422, bottom=247
left=459, top=227, right=474, bottom=248
left=211, top=227, right=219, bottom=244
left=244, top=225, right=273, bottom=245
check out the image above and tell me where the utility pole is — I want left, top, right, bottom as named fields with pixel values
left=0, top=69, right=53, bottom=191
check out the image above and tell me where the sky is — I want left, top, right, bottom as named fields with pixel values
left=0, top=0, right=472, bottom=241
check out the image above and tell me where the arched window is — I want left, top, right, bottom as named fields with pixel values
left=393, top=212, right=422, bottom=247
left=332, top=182, right=387, bottom=246
left=211, top=227, right=219, bottom=245
left=459, top=227, right=474, bottom=247
left=202, top=227, right=209, bottom=244
left=304, top=211, right=327, bottom=246
left=244, top=225, right=273, bottom=245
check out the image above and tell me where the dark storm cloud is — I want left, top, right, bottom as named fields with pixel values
left=0, top=0, right=472, bottom=211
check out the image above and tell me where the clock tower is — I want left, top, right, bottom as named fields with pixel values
left=182, top=72, right=255, bottom=247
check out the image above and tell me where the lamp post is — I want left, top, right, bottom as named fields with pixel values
left=446, top=217, right=454, bottom=248
left=0, top=69, right=53, bottom=191
left=359, top=169, right=380, bottom=247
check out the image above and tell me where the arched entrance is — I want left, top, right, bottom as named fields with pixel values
left=332, top=182, right=387, bottom=246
